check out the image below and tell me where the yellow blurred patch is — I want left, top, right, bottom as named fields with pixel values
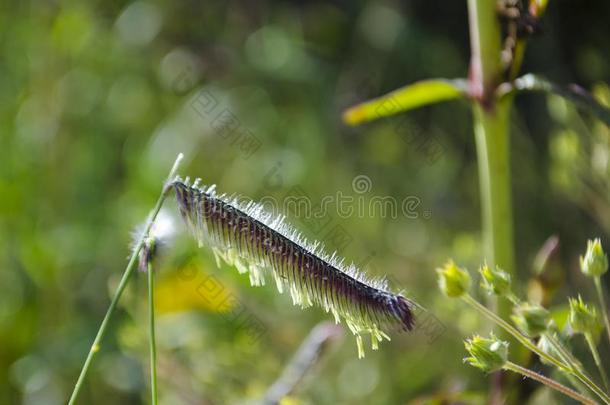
left=279, top=396, right=302, bottom=405
left=154, top=264, right=235, bottom=314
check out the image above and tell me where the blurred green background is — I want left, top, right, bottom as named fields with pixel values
left=1, top=1, right=609, bottom=404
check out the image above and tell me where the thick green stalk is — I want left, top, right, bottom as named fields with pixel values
left=467, top=0, right=503, bottom=102
left=473, top=102, right=515, bottom=275
left=467, top=0, right=515, bottom=323
left=467, top=22, right=516, bottom=405
left=147, top=258, right=158, bottom=405
left=68, top=154, right=183, bottom=405
left=503, top=362, right=596, bottom=405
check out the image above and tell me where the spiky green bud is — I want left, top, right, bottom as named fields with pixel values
left=437, top=260, right=471, bottom=298
left=569, top=296, right=600, bottom=335
left=580, top=238, right=608, bottom=277
left=511, top=303, right=550, bottom=337
left=480, top=264, right=512, bottom=297
left=464, top=334, right=508, bottom=373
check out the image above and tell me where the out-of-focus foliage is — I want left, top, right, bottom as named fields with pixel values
left=0, top=1, right=608, bottom=404
left=549, top=84, right=610, bottom=232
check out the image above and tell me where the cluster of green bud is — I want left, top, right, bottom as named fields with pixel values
left=437, top=260, right=471, bottom=298
left=569, top=296, right=601, bottom=336
left=511, top=303, right=550, bottom=337
left=464, top=334, right=508, bottom=373
left=580, top=238, right=608, bottom=278
left=479, top=264, right=512, bottom=297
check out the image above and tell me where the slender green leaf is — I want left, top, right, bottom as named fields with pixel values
left=342, top=79, right=468, bottom=126
left=498, top=74, right=610, bottom=126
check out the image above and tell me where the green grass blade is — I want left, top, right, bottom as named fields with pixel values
left=342, top=79, right=468, bottom=126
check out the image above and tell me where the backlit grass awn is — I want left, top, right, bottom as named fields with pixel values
left=172, top=177, right=416, bottom=357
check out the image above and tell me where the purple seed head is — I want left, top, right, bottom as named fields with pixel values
left=172, top=178, right=417, bottom=357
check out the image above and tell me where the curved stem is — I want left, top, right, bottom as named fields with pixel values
left=585, top=332, right=610, bottom=392
left=503, top=361, right=597, bottom=405
left=262, top=322, right=342, bottom=404
left=462, top=294, right=610, bottom=404
left=594, top=277, right=610, bottom=346
left=68, top=153, right=183, bottom=405
left=496, top=74, right=610, bottom=126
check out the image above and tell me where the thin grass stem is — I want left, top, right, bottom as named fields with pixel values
left=67, top=153, right=183, bottom=405
left=147, top=258, right=158, bottom=405
left=584, top=332, right=610, bottom=392
left=503, top=361, right=596, bottom=405
left=594, top=277, right=610, bottom=346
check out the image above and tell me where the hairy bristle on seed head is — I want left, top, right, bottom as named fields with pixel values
left=171, top=177, right=416, bottom=357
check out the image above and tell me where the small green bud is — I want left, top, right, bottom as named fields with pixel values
left=437, top=260, right=471, bottom=298
left=480, top=264, right=512, bottom=296
left=580, top=238, right=608, bottom=277
left=464, top=334, right=508, bottom=373
left=569, top=296, right=600, bottom=335
left=510, top=303, right=550, bottom=337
